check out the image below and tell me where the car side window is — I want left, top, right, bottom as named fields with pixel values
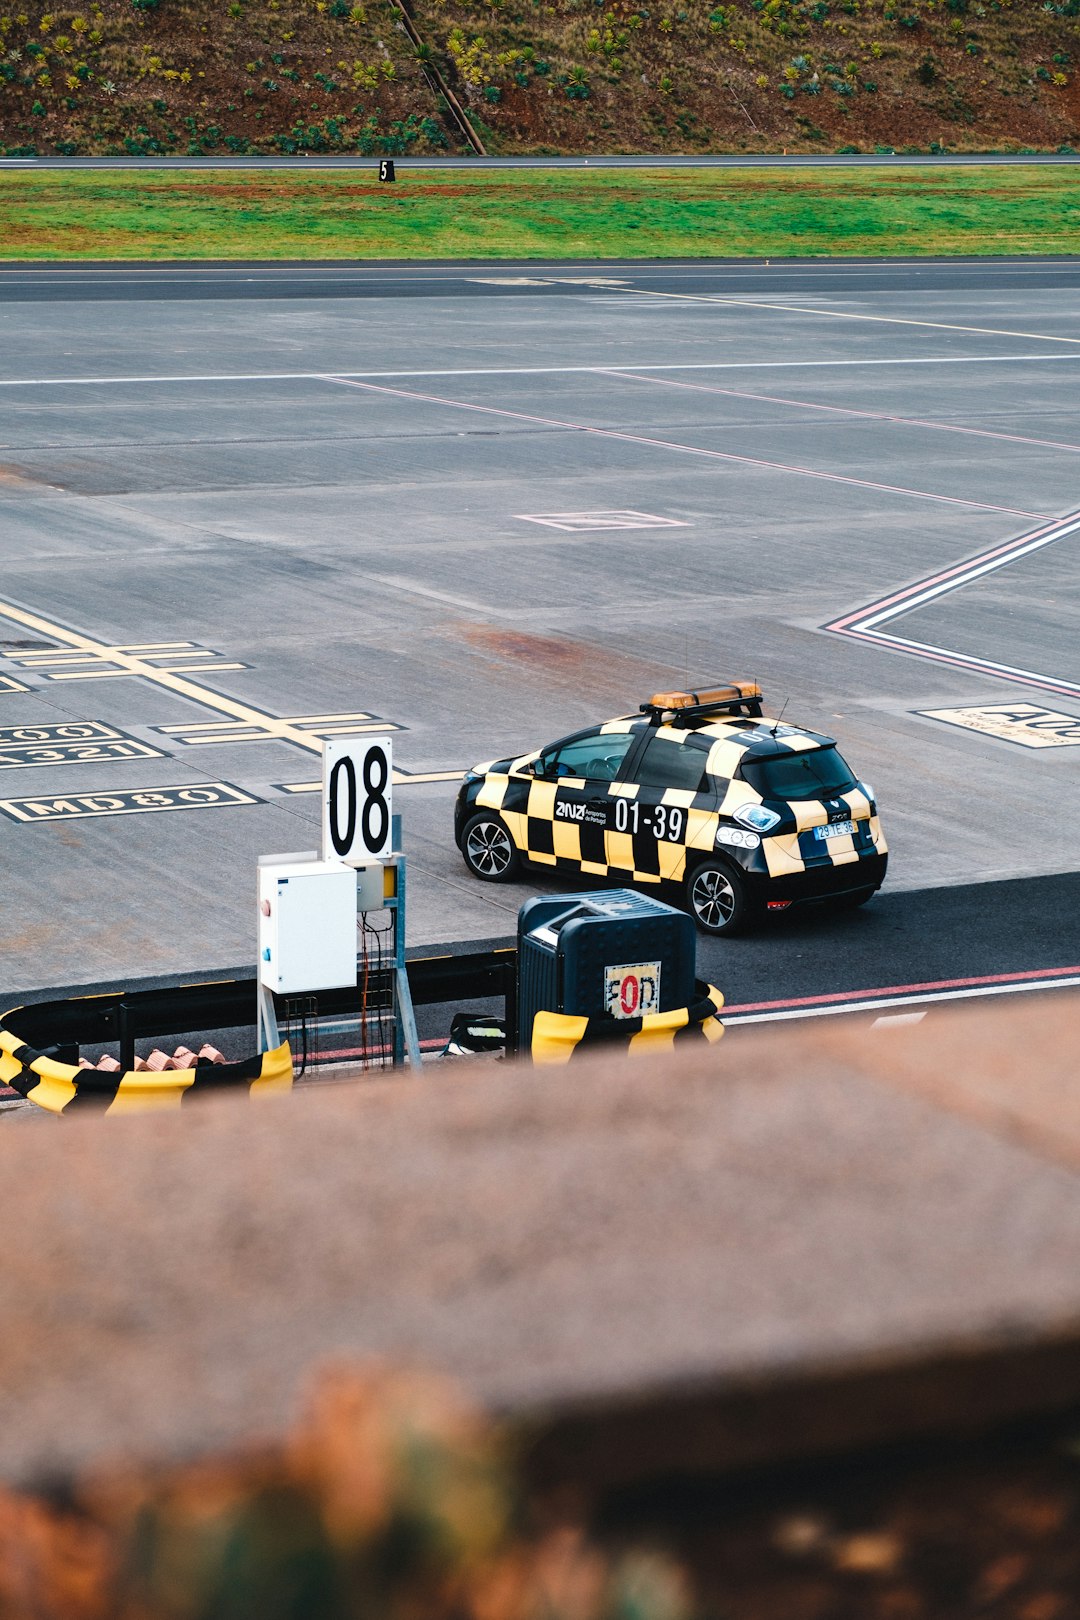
left=539, top=730, right=638, bottom=782
left=633, top=734, right=709, bottom=793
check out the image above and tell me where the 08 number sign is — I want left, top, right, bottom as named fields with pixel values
left=322, top=735, right=393, bottom=862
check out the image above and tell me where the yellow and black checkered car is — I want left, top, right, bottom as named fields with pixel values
left=454, top=682, right=887, bottom=935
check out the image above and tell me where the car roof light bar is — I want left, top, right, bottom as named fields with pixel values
left=640, top=682, right=764, bottom=724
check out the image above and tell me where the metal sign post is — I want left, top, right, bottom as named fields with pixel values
left=383, top=814, right=421, bottom=1069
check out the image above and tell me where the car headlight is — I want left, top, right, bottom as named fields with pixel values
left=715, top=824, right=761, bottom=850
left=861, top=781, right=876, bottom=807
left=733, top=802, right=782, bottom=834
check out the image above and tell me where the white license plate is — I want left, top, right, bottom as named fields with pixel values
left=815, top=820, right=855, bottom=840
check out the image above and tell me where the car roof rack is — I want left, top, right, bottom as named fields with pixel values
left=640, top=682, right=763, bottom=725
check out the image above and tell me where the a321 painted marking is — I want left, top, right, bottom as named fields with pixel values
left=0, top=783, right=259, bottom=823
left=0, top=721, right=163, bottom=770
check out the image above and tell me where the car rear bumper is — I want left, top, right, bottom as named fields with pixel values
left=745, top=852, right=888, bottom=906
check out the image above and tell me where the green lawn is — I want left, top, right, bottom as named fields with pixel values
left=1, top=165, right=1078, bottom=259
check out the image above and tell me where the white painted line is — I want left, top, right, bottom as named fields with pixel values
left=724, top=975, right=1080, bottom=1025
left=610, top=284, right=1080, bottom=348
left=854, top=509, right=1080, bottom=631
left=325, top=374, right=1049, bottom=521
left=3, top=353, right=1080, bottom=389
left=603, top=368, right=1080, bottom=458
left=852, top=628, right=1080, bottom=702
left=825, top=506, right=1080, bottom=700
left=364, top=575, right=507, bottom=613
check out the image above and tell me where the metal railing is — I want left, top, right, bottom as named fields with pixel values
left=1, top=947, right=518, bottom=1070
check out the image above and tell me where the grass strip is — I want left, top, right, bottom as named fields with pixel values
left=1, top=165, right=1078, bottom=260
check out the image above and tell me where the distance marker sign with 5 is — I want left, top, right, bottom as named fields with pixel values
left=322, top=734, right=393, bottom=863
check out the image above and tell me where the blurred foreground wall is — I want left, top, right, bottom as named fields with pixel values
left=3, top=995, right=1080, bottom=1495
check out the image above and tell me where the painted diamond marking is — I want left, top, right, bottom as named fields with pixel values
left=516, top=510, right=690, bottom=533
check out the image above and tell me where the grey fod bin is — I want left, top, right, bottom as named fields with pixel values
left=517, top=889, right=696, bottom=1052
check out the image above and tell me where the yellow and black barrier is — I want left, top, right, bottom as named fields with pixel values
left=531, top=982, right=725, bottom=1066
left=0, top=1025, right=293, bottom=1116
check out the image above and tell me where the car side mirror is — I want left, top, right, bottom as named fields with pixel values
left=532, top=759, right=547, bottom=779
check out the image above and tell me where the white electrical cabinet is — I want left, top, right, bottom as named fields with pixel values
left=258, top=859, right=358, bottom=994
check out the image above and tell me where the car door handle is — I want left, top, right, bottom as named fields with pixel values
left=587, top=798, right=608, bottom=810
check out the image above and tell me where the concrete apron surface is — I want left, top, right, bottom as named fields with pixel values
left=2, top=992, right=1080, bottom=1491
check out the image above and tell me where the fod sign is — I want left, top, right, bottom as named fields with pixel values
left=604, top=961, right=661, bottom=1020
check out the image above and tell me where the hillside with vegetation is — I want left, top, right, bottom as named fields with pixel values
left=1, top=0, right=1078, bottom=157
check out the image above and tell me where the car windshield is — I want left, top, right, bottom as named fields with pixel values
left=740, top=746, right=857, bottom=802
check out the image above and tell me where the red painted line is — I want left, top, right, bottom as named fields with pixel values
left=723, top=964, right=1080, bottom=1016
left=824, top=518, right=1069, bottom=632
left=844, top=628, right=1080, bottom=698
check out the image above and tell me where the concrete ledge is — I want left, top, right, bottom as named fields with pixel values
left=2, top=995, right=1080, bottom=1488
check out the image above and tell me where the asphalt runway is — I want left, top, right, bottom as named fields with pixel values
left=1, top=257, right=1079, bottom=998
left=4, top=257, right=1080, bottom=303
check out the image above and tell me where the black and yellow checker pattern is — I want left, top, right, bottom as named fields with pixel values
left=532, top=981, right=725, bottom=1065
left=470, top=716, right=886, bottom=888
left=0, top=1027, right=293, bottom=1115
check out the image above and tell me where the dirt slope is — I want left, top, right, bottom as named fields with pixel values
left=1, top=0, right=1078, bottom=157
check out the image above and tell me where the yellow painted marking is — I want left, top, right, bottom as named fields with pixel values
left=0, top=675, right=29, bottom=693
left=113, top=642, right=199, bottom=652
left=0, top=597, right=444, bottom=784
left=0, top=591, right=340, bottom=754
left=160, top=711, right=390, bottom=735
left=49, top=663, right=249, bottom=680
left=133, top=650, right=235, bottom=662
left=280, top=767, right=464, bottom=792
left=9, top=651, right=103, bottom=663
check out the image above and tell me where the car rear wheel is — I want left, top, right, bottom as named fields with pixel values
left=686, top=859, right=753, bottom=936
left=461, top=811, right=521, bottom=883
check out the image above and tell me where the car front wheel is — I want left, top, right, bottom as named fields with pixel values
left=686, top=859, right=753, bottom=935
left=461, top=811, right=522, bottom=883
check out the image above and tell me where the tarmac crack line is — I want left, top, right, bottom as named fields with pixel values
left=601, top=368, right=1080, bottom=457
left=320, top=374, right=1049, bottom=521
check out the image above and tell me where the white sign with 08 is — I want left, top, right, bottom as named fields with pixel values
left=322, top=735, right=393, bottom=863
